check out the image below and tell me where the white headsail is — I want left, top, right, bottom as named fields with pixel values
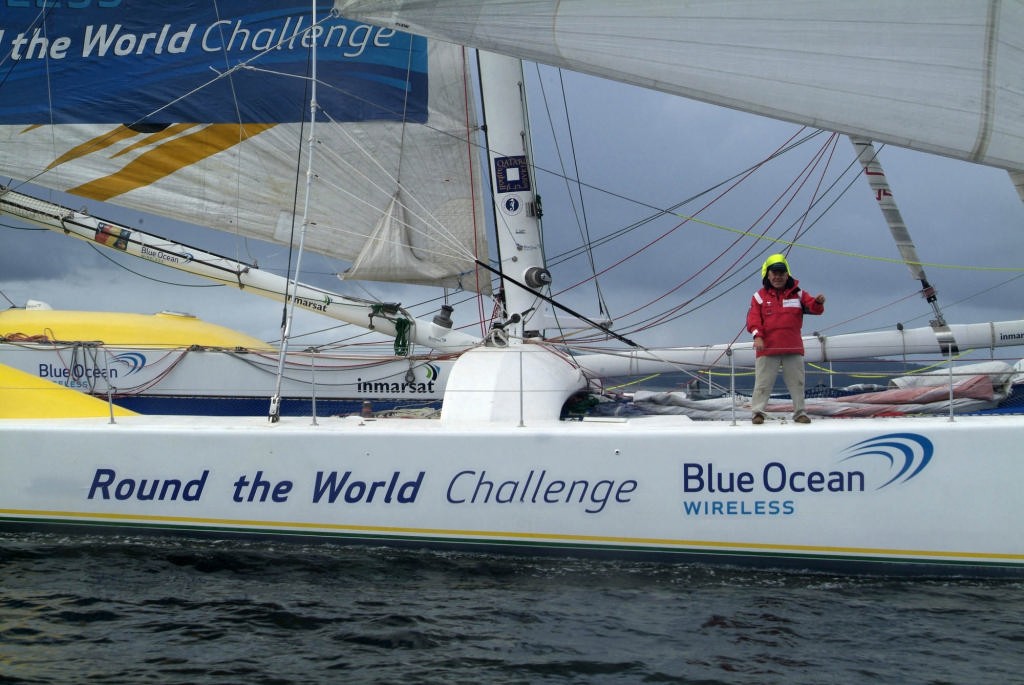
left=336, top=0, right=1024, bottom=173
left=0, top=3, right=490, bottom=292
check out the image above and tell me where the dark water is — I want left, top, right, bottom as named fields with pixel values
left=2, top=533, right=1022, bottom=684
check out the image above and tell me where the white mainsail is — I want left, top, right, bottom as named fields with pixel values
left=0, top=4, right=490, bottom=292
left=336, top=0, right=1024, bottom=173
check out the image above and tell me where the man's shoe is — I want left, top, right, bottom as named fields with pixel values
left=751, top=414, right=765, bottom=425
left=794, top=415, right=811, bottom=424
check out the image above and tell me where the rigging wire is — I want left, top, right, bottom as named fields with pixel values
left=624, top=133, right=844, bottom=336
left=546, top=130, right=830, bottom=269
left=531, top=63, right=610, bottom=320
left=464, top=48, right=489, bottom=337
left=549, top=128, right=835, bottom=343
left=621, top=130, right=832, bottom=327
left=543, top=125, right=1021, bottom=349
left=210, top=0, right=261, bottom=269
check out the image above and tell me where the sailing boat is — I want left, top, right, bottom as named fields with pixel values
left=0, top=300, right=454, bottom=416
left=2, top=1, right=1024, bottom=576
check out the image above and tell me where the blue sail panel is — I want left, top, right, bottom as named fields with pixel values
left=0, top=1, right=427, bottom=124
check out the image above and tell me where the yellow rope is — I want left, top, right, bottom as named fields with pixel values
left=683, top=368, right=756, bottom=378
left=807, top=348, right=974, bottom=379
left=604, top=373, right=663, bottom=391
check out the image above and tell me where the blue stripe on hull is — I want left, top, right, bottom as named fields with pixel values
left=109, top=396, right=441, bottom=417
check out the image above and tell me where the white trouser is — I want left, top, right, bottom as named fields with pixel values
left=751, top=354, right=806, bottom=417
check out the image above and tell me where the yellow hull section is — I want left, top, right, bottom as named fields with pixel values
left=0, top=363, right=137, bottom=418
left=0, top=309, right=273, bottom=350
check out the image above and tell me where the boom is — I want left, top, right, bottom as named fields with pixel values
left=0, top=187, right=480, bottom=354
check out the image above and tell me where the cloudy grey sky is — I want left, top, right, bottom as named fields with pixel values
left=2, top=62, right=1023, bottom=361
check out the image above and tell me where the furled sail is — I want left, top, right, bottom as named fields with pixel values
left=336, top=0, right=1024, bottom=173
left=0, top=2, right=490, bottom=292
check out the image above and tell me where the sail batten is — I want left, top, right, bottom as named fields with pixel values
left=336, top=0, right=1024, bottom=172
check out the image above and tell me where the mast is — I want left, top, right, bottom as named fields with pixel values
left=476, top=51, right=550, bottom=343
left=849, top=136, right=958, bottom=355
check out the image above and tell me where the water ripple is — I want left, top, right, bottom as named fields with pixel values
left=1, top=532, right=1023, bottom=684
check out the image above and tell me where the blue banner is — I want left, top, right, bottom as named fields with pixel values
left=0, top=1, right=427, bottom=124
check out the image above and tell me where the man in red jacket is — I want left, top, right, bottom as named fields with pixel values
left=746, top=254, right=826, bottom=424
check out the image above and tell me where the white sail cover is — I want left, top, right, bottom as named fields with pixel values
left=336, top=0, right=1024, bottom=172
left=0, top=2, right=490, bottom=292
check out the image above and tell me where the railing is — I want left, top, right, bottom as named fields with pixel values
left=607, top=350, right=1024, bottom=423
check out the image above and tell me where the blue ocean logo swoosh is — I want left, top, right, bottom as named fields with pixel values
left=838, top=433, right=934, bottom=489
left=424, top=363, right=440, bottom=381
left=109, top=352, right=147, bottom=375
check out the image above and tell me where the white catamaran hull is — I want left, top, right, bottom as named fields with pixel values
left=2, top=412, right=1020, bottom=576
left=0, top=343, right=449, bottom=415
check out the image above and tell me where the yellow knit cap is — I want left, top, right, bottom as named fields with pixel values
left=761, top=253, right=790, bottom=278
